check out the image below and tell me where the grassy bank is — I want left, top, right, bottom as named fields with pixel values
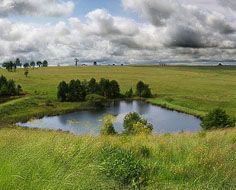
left=0, top=66, right=235, bottom=124
left=0, top=127, right=235, bottom=189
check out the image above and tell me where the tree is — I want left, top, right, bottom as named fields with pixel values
left=201, top=108, right=235, bottom=130
left=23, top=63, right=30, bottom=68
left=141, top=84, right=152, bottom=98
left=93, top=61, right=97, bottom=66
left=136, top=81, right=145, bottom=97
left=0, top=75, right=23, bottom=96
left=30, top=61, right=36, bottom=68
left=109, top=80, right=120, bottom=98
left=15, top=58, right=21, bottom=68
left=42, top=60, right=48, bottom=67
left=3, top=61, right=14, bottom=72
left=75, top=58, right=79, bottom=67
left=87, top=78, right=100, bottom=94
left=136, top=81, right=152, bottom=98
left=99, top=78, right=111, bottom=98
left=67, top=80, right=86, bottom=102
left=37, top=61, right=42, bottom=67
left=57, top=81, right=68, bottom=102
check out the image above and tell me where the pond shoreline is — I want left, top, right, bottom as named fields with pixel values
left=17, top=100, right=202, bottom=135
left=12, top=97, right=202, bottom=125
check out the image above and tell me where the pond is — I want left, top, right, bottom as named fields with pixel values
left=17, top=100, right=201, bottom=135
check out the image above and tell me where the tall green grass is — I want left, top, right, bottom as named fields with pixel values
left=0, top=127, right=235, bottom=189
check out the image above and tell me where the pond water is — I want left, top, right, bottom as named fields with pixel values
left=18, top=100, right=201, bottom=135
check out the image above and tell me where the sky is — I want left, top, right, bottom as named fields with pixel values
left=0, top=0, right=236, bottom=65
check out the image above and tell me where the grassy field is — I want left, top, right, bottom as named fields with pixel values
left=0, top=66, right=236, bottom=189
left=0, top=66, right=235, bottom=124
left=0, top=127, right=235, bottom=189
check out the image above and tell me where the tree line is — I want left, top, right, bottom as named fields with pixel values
left=57, top=78, right=152, bottom=102
left=0, top=75, right=22, bottom=97
left=2, top=58, right=48, bottom=72
left=57, top=78, right=120, bottom=102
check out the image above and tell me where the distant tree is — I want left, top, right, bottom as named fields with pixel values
left=30, top=61, right=36, bottom=68
left=24, top=70, right=29, bottom=77
left=57, top=81, right=68, bottom=102
left=93, top=61, right=97, bottom=66
left=42, top=60, right=48, bottom=67
left=75, top=58, right=79, bottom=67
left=23, top=63, right=30, bottom=68
left=201, top=108, right=235, bottom=130
left=3, top=61, right=14, bottom=72
left=37, top=61, right=42, bottom=67
left=15, top=58, right=21, bottom=68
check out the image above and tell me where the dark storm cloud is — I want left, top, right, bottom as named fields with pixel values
left=0, top=0, right=74, bottom=17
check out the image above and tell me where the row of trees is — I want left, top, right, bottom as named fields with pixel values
left=57, top=78, right=153, bottom=102
left=2, top=58, right=48, bottom=72
left=0, top=75, right=22, bottom=97
left=57, top=78, right=120, bottom=102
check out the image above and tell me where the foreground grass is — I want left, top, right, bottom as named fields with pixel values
left=0, top=127, right=235, bottom=190
left=0, top=66, right=235, bottom=123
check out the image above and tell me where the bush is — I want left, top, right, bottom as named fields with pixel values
left=136, top=81, right=152, bottom=98
left=86, top=94, right=106, bottom=108
left=99, top=145, right=149, bottom=188
left=124, top=88, right=133, bottom=98
left=133, top=121, right=153, bottom=134
left=123, top=112, right=153, bottom=134
left=100, top=115, right=117, bottom=135
left=201, top=108, right=235, bottom=130
left=0, top=75, right=22, bottom=97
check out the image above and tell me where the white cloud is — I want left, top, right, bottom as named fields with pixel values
left=0, top=0, right=236, bottom=65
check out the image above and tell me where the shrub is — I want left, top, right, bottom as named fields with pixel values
left=0, top=75, right=22, bottom=97
left=201, top=108, right=235, bottom=130
left=86, top=94, right=106, bottom=108
left=100, top=115, right=117, bottom=135
left=123, top=112, right=142, bottom=133
left=124, top=88, right=133, bottom=98
left=99, top=145, right=149, bottom=188
left=136, top=81, right=152, bottom=98
left=123, top=112, right=153, bottom=134
left=133, top=121, right=153, bottom=134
